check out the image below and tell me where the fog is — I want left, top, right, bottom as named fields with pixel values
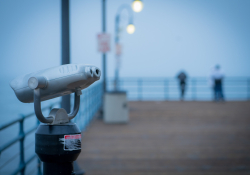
left=0, top=0, right=249, bottom=80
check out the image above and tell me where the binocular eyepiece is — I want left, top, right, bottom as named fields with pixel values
left=10, top=64, right=101, bottom=125
left=10, top=64, right=101, bottom=103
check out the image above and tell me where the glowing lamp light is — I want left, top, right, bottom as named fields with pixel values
left=132, top=0, right=143, bottom=12
left=126, top=24, right=135, bottom=34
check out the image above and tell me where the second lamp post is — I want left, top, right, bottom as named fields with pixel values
left=114, top=0, right=143, bottom=91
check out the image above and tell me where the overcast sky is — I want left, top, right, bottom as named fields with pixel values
left=0, top=0, right=250, bottom=80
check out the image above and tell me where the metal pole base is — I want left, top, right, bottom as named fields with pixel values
left=73, top=161, right=85, bottom=175
left=43, top=162, right=75, bottom=175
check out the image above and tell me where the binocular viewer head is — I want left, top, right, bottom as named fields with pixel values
left=10, top=64, right=101, bottom=103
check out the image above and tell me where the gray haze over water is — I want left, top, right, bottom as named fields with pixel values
left=0, top=0, right=250, bottom=123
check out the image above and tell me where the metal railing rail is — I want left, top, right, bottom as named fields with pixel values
left=107, top=77, right=250, bottom=101
left=72, top=82, right=103, bottom=130
left=0, top=105, right=55, bottom=175
left=0, top=82, right=103, bottom=175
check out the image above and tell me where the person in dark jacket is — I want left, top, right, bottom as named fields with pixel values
left=210, top=65, right=224, bottom=101
left=177, top=71, right=187, bottom=100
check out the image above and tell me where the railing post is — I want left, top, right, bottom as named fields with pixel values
left=19, top=115, right=25, bottom=175
left=37, top=119, right=42, bottom=175
left=248, top=78, right=250, bottom=100
left=164, top=79, right=168, bottom=100
left=192, top=78, right=196, bottom=101
left=138, top=79, right=142, bottom=101
left=87, top=89, right=90, bottom=125
left=119, top=78, right=122, bottom=91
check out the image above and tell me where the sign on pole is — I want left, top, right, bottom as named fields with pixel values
left=116, top=43, right=122, bottom=56
left=97, top=33, right=110, bottom=53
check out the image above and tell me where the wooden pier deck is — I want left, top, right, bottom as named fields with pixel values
left=77, top=101, right=250, bottom=175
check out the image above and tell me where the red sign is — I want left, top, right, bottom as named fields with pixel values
left=97, top=33, right=110, bottom=53
left=63, top=134, right=81, bottom=151
left=65, top=134, right=81, bottom=140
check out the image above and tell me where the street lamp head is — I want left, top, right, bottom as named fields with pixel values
left=132, top=0, right=143, bottom=12
left=126, top=24, right=135, bottom=34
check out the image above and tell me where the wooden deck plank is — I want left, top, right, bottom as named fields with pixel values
left=77, top=101, right=250, bottom=175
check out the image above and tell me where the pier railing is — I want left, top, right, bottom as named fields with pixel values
left=0, top=82, right=103, bottom=175
left=1, top=77, right=249, bottom=174
left=107, top=77, right=250, bottom=101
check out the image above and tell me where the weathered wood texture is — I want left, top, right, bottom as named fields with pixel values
left=78, top=101, right=250, bottom=175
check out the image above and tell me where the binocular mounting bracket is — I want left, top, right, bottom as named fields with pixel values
left=33, top=88, right=82, bottom=125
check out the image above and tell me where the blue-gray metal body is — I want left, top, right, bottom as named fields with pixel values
left=10, top=64, right=101, bottom=125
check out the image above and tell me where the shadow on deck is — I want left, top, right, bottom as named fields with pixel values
left=77, top=101, right=250, bottom=175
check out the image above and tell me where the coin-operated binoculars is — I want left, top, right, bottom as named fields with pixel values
left=10, top=64, right=101, bottom=175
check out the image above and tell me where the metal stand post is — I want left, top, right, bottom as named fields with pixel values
left=35, top=89, right=83, bottom=175
left=36, top=123, right=81, bottom=175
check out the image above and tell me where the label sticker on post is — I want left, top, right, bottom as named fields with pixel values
left=63, top=134, right=81, bottom=151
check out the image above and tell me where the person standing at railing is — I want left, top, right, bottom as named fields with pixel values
left=210, top=65, right=225, bottom=101
left=177, top=71, right=188, bottom=101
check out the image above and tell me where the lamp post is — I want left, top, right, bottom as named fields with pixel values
left=61, top=0, right=71, bottom=113
left=102, top=0, right=107, bottom=93
left=114, top=0, right=143, bottom=91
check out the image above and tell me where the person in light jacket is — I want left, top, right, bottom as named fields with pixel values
left=210, top=65, right=225, bottom=101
